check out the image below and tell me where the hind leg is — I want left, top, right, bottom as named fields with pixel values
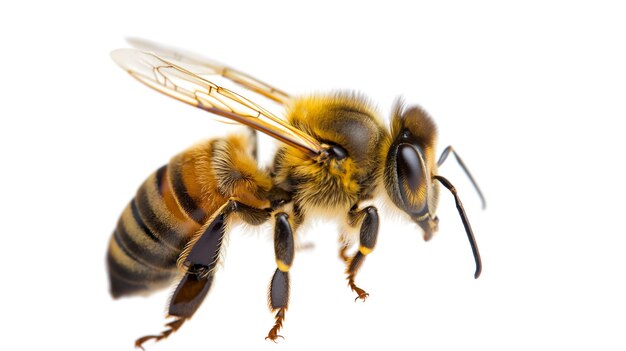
left=135, top=199, right=270, bottom=349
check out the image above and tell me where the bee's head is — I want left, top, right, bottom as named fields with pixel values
left=383, top=101, right=440, bottom=240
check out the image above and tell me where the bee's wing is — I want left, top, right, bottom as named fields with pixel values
left=111, top=48, right=323, bottom=157
left=126, top=38, right=291, bottom=105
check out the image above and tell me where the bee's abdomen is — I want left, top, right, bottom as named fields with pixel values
left=107, top=162, right=206, bottom=298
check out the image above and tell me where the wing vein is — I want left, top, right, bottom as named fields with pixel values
left=111, top=47, right=323, bottom=157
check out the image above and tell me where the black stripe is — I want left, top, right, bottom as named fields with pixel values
left=106, top=250, right=173, bottom=298
left=155, top=164, right=167, bottom=196
left=136, top=184, right=187, bottom=250
left=107, top=250, right=150, bottom=298
left=116, top=214, right=178, bottom=270
left=131, top=199, right=161, bottom=244
left=112, top=228, right=145, bottom=268
left=108, top=235, right=175, bottom=281
left=169, top=162, right=207, bottom=224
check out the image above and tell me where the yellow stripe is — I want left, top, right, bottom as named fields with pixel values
left=359, top=245, right=373, bottom=255
left=107, top=237, right=175, bottom=285
left=276, top=259, right=291, bottom=272
left=108, top=237, right=143, bottom=274
left=160, top=166, right=191, bottom=223
left=122, top=204, right=159, bottom=251
left=120, top=203, right=179, bottom=268
left=142, top=172, right=199, bottom=246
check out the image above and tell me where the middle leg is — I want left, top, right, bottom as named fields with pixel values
left=266, top=212, right=295, bottom=341
left=344, top=205, right=379, bottom=302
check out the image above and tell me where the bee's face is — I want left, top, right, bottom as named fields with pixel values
left=384, top=103, right=440, bottom=238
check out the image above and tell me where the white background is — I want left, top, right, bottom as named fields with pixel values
left=2, top=1, right=625, bottom=350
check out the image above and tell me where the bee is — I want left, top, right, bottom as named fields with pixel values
left=107, top=39, right=486, bottom=348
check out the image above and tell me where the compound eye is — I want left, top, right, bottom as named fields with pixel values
left=396, top=144, right=428, bottom=215
left=398, top=145, right=423, bottom=190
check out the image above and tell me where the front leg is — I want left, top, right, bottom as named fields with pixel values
left=266, top=212, right=294, bottom=342
left=345, top=205, right=379, bottom=302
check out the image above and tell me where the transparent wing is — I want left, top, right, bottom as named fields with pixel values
left=126, top=38, right=292, bottom=105
left=111, top=48, right=323, bottom=157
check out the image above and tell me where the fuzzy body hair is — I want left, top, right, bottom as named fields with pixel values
left=273, top=93, right=389, bottom=214
left=108, top=92, right=447, bottom=300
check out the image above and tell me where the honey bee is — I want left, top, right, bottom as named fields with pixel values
left=107, top=39, right=486, bottom=348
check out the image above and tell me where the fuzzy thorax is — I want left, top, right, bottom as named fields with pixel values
left=275, top=93, right=388, bottom=212
left=281, top=147, right=362, bottom=211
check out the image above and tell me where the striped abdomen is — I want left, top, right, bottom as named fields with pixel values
left=107, top=143, right=222, bottom=298
left=107, top=135, right=273, bottom=298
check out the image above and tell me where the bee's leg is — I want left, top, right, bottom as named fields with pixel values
left=136, top=200, right=270, bottom=349
left=339, top=240, right=351, bottom=262
left=345, top=206, right=379, bottom=302
left=266, top=212, right=295, bottom=342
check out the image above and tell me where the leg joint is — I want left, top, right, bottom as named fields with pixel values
left=363, top=206, right=377, bottom=217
